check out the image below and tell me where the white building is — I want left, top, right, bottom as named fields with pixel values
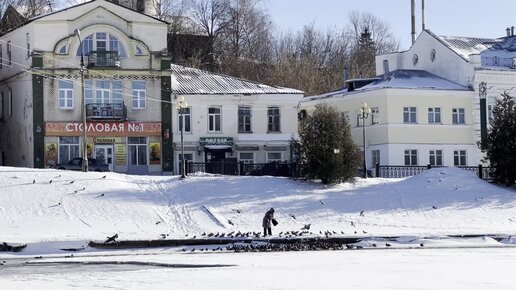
left=301, top=29, right=516, bottom=168
left=0, top=0, right=172, bottom=174
left=170, top=64, right=304, bottom=175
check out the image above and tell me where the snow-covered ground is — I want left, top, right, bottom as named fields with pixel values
left=1, top=166, right=516, bottom=289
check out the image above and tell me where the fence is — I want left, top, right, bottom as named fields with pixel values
left=376, top=164, right=493, bottom=181
left=184, top=161, right=493, bottom=181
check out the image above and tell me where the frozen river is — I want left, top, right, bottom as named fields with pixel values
left=2, top=247, right=516, bottom=289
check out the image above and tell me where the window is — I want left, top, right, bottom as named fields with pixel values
left=372, top=150, right=380, bottom=166
left=178, top=107, right=191, bottom=133
left=267, top=152, right=282, bottom=162
left=59, top=80, right=74, bottom=109
left=404, top=149, right=418, bottom=165
left=429, top=150, right=443, bottom=166
left=371, top=107, right=379, bottom=125
left=239, top=152, right=254, bottom=164
left=454, top=150, right=467, bottom=166
left=428, top=107, right=441, bottom=123
left=238, top=106, right=252, bottom=133
left=132, top=80, right=146, bottom=109
left=128, top=137, right=147, bottom=166
left=413, top=54, right=418, bottom=66
left=85, top=80, right=93, bottom=104
left=267, top=106, right=280, bottom=132
left=452, top=108, right=465, bottom=124
left=356, top=114, right=364, bottom=127
left=403, top=107, right=417, bottom=123
left=487, top=97, right=497, bottom=125
left=112, top=81, right=123, bottom=103
left=96, top=80, right=111, bottom=104
left=430, top=49, right=436, bottom=61
left=59, top=136, right=80, bottom=163
left=208, top=107, right=221, bottom=132
left=77, top=32, right=126, bottom=57
left=135, top=46, right=144, bottom=55
left=7, top=41, right=11, bottom=65
left=58, top=45, right=67, bottom=54
left=26, top=33, right=31, bottom=58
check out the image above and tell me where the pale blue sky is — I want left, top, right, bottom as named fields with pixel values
left=263, top=0, right=516, bottom=50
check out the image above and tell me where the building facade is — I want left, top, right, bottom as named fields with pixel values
left=170, top=65, right=304, bottom=175
left=301, top=29, right=516, bottom=169
left=0, top=0, right=173, bottom=174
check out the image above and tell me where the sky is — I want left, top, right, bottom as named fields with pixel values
left=1, top=166, right=516, bottom=288
left=263, top=0, right=516, bottom=50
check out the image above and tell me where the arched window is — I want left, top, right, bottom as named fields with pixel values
left=76, top=32, right=126, bottom=57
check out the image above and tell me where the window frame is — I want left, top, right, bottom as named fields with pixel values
left=238, top=106, right=252, bottom=133
left=208, top=106, right=222, bottom=132
left=178, top=107, right=191, bottom=133
left=131, top=80, right=146, bottom=109
left=403, top=107, right=417, bottom=124
left=239, top=152, right=254, bottom=164
left=371, top=107, right=380, bottom=125
left=267, top=106, right=281, bottom=133
left=452, top=108, right=465, bottom=124
left=58, top=136, right=80, bottom=164
left=404, top=149, right=418, bottom=165
left=7, top=41, right=12, bottom=65
left=429, top=150, right=443, bottom=166
left=128, top=137, right=148, bottom=166
left=266, top=152, right=282, bottom=162
left=58, top=80, right=74, bottom=109
left=428, top=107, right=441, bottom=124
left=453, top=150, right=467, bottom=166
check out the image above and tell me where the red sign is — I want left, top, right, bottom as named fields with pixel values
left=45, top=122, right=162, bottom=137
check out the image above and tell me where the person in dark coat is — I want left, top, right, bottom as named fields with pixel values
left=262, top=208, right=275, bottom=237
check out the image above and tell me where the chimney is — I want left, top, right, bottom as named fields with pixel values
left=421, top=0, right=425, bottom=31
left=383, top=60, right=390, bottom=80
left=512, top=26, right=515, bottom=36
left=507, top=27, right=511, bottom=37
left=411, top=0, right=416, bottom=44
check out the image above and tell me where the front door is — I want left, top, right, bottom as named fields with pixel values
left=94, top=144, right=114, bottom=171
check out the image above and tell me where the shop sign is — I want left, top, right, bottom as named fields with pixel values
left=115, top=144, right=126, bottom=165
left=199, top=137, right=233, bottom=146
left=45, top=122, right=161, bottom=137
left=93, top=137, right=121, bottom=144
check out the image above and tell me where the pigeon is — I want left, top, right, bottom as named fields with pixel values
left=360, top=210, right=364, bottom=216
left=362, top=230, right=368, bottom=234
left=155, top=221, right=161, bottom=225
left=432, top=206, right=437, bottom=210
left=102, top=175, right=107, bottom=179
left=372, top=243, right=377, bottom=247
left=290, top=214, right=296, bottom=219
left=227, top=219, right=234, bottom=225
left=351, top=221, right=355, bottom=227
left=49, top=180, right=53, bottom=184
left=69, top=180, right=75, bottom=184
left=420, top=243, right=424, bottom=247
left=319, top=200, right=325, bottom=205
left=33, top=179, right=35, bottom=184
left=345, top=244, right=354, bottom=249
left=386, top=243, right=392, bottom=247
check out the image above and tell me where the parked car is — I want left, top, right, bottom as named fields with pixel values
left=52, top=157, right=110, bottom=172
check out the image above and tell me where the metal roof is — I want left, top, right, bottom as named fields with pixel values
left=170, top=64, right=304, bottom=95
left=427, top=31, right=497, bottom=61
left=301, top=69, right=470, bottom=103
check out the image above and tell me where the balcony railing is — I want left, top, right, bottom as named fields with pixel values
left=86, top=103, right=127, bottom=121
left=86, top=51, right=120, bottom=68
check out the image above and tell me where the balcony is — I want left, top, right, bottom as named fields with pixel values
left=86, top=103, right=127, bottom=121
left=86, top=51, right=120, bottom=68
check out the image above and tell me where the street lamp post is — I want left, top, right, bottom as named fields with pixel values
left=357, top=102, right=371, bottom=178
left=177, top=96, right=188, bottom=178
left=75, top=29, right=88, bottom=172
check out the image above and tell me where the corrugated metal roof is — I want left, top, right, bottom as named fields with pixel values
left=301, top=69, right=470, bottom=103
left=170, top=64, right=304, bottom=95
left=428, top=31, right=497, bottom=61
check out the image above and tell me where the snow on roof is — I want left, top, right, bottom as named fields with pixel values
left=170, top=64, right=304, bottom=95
left=427, top=30, right=497, bottom=61
left=302, top=69, right=469, bottom=103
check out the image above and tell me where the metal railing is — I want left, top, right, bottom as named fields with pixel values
left=376, top=164, right=493, bottom=181
left=86, top=51, right=120, bottom=68
left=86, top=103, right=127, bottom=121
left=186, top=161, right=301, bottom=177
